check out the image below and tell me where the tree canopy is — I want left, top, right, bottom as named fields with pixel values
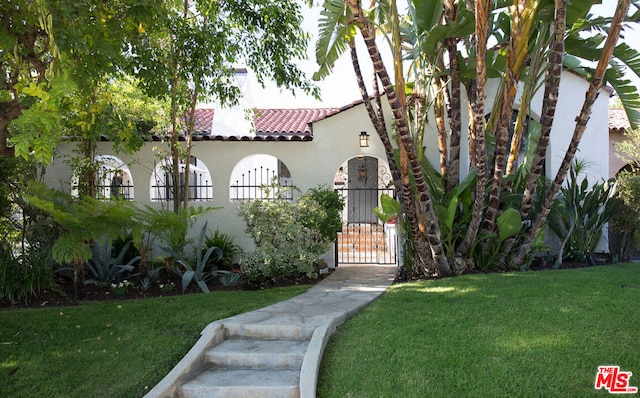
left=1, top=0, right=317, bottom=166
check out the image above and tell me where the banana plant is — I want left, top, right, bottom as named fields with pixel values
left=433, top=169, right=476, bottom=258
left=473, top=207, right=522, bottom=270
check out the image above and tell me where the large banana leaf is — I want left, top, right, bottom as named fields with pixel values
left=410, top=0, right=443, bottom=34
left=497, top=207, right=522, bottom=243
left=314, top=0, right=354, bottom=81
left=373, top=193, right=403, bottom=223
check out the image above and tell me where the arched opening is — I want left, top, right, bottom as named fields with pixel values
left=333, top=155, right=396, bottom=264
left=229, top=154, right=292, bottom=202
left=150, top=156, right=213, bottom=202
left=71, top=155, right=134, bottom=200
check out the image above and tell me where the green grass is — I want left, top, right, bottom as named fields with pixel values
left=0, top=286, right=308, bottom=397
left=318, top=264, right=640, bottom=398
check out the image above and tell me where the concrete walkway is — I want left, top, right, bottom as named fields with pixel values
left=145, top=264, right=397, bottom=398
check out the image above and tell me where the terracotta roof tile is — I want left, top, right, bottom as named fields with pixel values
left=609, top=108, right=630, bottom=132
left=183, top=107, right=340, bottom=141
left=187, top=108, right=214, bottom=133
left=254, top=108, right=339, bottom=134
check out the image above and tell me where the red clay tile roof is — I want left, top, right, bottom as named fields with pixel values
left=108, top=99, right=363, bottom=142
left=253, top=108, right=340, bottom=141
left=254, top=108, right=340, bottom=134
left=186, top=108, right=215, bottom=133
left=181, top=106, right=342, bottom=141
left=609, top=108, right=630, bottom=133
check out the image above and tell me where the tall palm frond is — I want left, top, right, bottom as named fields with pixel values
left=563, top=10, right=640, bottom=128
left=314, top=0, right=354, bottom=81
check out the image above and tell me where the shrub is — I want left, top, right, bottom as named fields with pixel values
left=238, top=186, right=340, bottom=284
left=299, top=186, right=344, bottom=241
left=0, top=243, right=55, bottom=304
left=610, top=171, right=640, bottom=261
left=204, top=229, right=240, bottom=270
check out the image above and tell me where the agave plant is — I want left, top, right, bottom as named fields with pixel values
left=86, top=238, right=140, bottom=285
left=162, top=222, right=226, bottom=294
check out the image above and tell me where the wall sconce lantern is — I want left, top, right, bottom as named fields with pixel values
left=359, top=131, right=370, bottom=147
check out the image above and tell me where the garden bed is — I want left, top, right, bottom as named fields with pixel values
left=0, top=268, right=332, bottom=309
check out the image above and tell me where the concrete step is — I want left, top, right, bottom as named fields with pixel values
left=178, top=368, right=299, bottom=398
left=205, top=338, right=308, bottom=369
left=224, top=323, right=315, bottom=340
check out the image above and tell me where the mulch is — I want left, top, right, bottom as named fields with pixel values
left=1, top=254, right=612, bottom=310
left=0, top=269, right=332, bottom=310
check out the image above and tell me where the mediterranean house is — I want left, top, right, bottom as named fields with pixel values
left=44, top=69, right=612, bottom=264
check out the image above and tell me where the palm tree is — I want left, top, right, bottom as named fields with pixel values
left=458, top=0, right=491, bottom=256
left=513, top=0, right=632, bottom=267
left=345, top=0, right=451, bottom=275
left=315, top=0, right=636, bottom=276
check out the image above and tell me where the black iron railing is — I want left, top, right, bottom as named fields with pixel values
left=230, top=166, right=293, bottom=202
left=96, top=183, right=135, bottom=201
left=151, top=172, right=213, bottom=202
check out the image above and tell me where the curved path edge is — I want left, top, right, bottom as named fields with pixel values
left=145, top=265, right=397, bottom=398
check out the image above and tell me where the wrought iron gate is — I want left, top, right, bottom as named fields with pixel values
left=335, top=187, right=397, bottom=264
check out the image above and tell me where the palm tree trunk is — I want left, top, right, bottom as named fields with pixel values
left=349, top=40, right=412, bottom=226
left=347, top=0, right=451, bottom=276
left=434, top=77, right=449, bottom=178
left=518, top=0, right=567, bottom=222
left=498, top=1, right=566, bottom=265
left=444, top=0, right=462, bottom=192
left=481, top=0, right=540, bottom=237
left=389, top=0, right=429, bottom=264
left=466, top=80, right=477, bottom=168
left=513, top=0, right=631, bottom=267
left=458, top=0, right=490, bottom=256
left=349, top=38, right=430, bottom=273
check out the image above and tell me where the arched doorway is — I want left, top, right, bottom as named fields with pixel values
left=333, top=156, right=397, bottom=264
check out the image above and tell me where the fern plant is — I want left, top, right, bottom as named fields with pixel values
left=25, top=182, right=135, bottom=290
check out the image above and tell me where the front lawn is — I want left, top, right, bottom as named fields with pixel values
left=0, top=286, right=309, bottom=397
left=318, top=264, right=640, bottom=397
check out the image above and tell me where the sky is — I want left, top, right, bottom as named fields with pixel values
left=248, top=0, right=640, bottom=109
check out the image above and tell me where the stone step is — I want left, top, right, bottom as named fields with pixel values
left=224, top=324, right=314, bottom=340
left=178, top=369, right=299, bottom=398
left=337, top=240, right=388, bottom=248
left=205, top=338, right=308, bottom=370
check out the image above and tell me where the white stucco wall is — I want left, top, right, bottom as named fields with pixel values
left=45, top=70, right=610, bottom=255
left=45, top=102, right=393, bottom=253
